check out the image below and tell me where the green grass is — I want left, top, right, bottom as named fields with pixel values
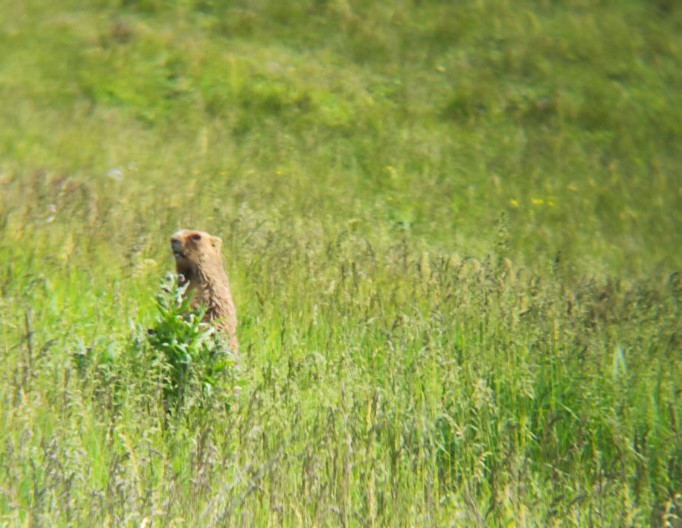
left=1, top=0, right=681, bottom=525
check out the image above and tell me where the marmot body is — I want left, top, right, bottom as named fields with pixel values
left=170, top=229, right=238, bottom=352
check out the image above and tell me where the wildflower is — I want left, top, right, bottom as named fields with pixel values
left=46, top=204, right=57, bottom=223
left=107, top=167, right=124, bottom=180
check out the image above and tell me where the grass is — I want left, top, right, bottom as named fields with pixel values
left=1, top=0, right=681, bottom=525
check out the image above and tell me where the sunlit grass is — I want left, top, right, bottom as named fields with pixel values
left=0, top=0, right=681, bottom=525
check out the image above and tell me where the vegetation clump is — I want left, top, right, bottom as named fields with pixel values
left=143, top=274, right=240, bottom=417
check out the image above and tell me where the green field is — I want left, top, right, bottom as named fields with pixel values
left=1, top=0, right=681, bottom=525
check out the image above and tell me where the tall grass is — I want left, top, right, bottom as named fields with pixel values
left=1, top=0, right=681, bottom=525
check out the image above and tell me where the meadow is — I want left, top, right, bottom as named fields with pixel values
left=1, top=0, right=681, bottom=525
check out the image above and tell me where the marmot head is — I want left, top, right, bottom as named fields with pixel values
left=170, top=229, right=223, bottom=278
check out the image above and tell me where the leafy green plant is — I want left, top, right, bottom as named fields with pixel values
left=143, top=274, right=241, bottom=417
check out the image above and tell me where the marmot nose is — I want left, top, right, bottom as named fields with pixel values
left=171, top=238, right=182, bottom=252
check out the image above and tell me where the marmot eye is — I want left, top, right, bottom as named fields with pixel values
left=191, top=234, right=202, bottom=241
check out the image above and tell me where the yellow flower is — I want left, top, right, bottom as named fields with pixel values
left=531, top=198, right=544, bottom=206
left=509, top=198, right=519, bottom=208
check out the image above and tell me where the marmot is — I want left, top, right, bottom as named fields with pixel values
left=170, top=229, right=239, bottom=352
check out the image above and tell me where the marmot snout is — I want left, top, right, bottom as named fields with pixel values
left=170, top=229, right=238, bottom=352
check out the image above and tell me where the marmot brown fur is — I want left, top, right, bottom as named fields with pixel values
left=170, top=229, right=238, bottom=352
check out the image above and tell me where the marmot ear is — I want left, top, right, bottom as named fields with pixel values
left=211, top=236, right=222, bottom=249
